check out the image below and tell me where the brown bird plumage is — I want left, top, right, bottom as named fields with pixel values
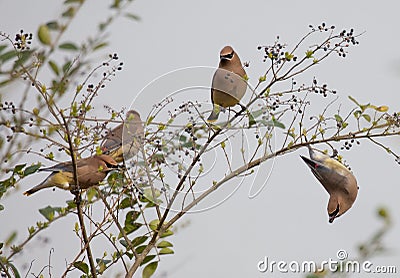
left=101, top=110, right=144, bottom=163
left=23, top=154, right=118, bottom=196
left=207, top=46, right=247, bottom=122
left=301, top=146, right=359, bottom=223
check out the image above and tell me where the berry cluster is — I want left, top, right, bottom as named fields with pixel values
left=258, top=38, right=296, bottom=64
left=14, top=29, right=33, bottom=50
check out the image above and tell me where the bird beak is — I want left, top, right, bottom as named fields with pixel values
left=328, top=205, right=340, bottom=223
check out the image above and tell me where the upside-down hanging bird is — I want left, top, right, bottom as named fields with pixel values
left=300, top=146, right=359, bottom=223
left=207, top=46, right=247, bottom=122
left=23, top=154, right=118, bottom=196
left=101, top=110, right=144, bottom=163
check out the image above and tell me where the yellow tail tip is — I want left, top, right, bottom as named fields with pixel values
left=207, top=112, right=219, bottom=122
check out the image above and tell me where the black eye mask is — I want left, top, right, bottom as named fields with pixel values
left=221, top=51, right=234, bottom=60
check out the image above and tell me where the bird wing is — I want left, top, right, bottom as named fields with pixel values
left=301, top=155, right=349, bottom=194
left=116, top=116, right=144, bottom=160
left=75, top=162, right=105, bottom=188
left=101, top=124, right=123, bottom=153
left=39, top=161, right=74, bottom=173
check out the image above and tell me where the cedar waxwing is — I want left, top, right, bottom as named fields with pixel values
left=300, top=146, right=358, bottom=223
left=207, top=46, right=247, bottom=122
left=23, top=154, right=118, bottom=196
left=100, top=110, right=144, bottom=163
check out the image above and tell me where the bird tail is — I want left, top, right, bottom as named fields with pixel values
left=23, top=180, right=50, bottom=196
left=207, top=105, right=220, bottom=122
left=300, top=155, right=314, bottom=167
left=23, top=172, right=68, bottom=196
left=109, top=147, right=124, bottom=163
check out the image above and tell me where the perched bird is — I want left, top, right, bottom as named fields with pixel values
left=300, top=146, right=358, bottom=223
left=207, top=46, right=247, bottom=122
left=101, top=110, right=144, bottom=163
left=23, top=154, right=118, bottom=196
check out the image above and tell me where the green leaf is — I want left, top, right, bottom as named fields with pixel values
left=95, top=258, right=111, bottom=265
left=122, top=222, right=141, bottom=236
left=59, top=42, right=79, bottom=51
left=28, top=226, right=35, bottom=235
left=348, top=95, right=360, bottom=106
left=64, top=0, right=83, bottom=3
left=141, top=255, right=156, bottom=266
left=264, top=119, right=285, bottom=129
left=353, top=110, right=361, bottom=119
left=334, top=114, right=343, bottom=123
left=62, top=6, right=76, bottom=17
left=23, top=163, right=41, bottom=176
left=110, top=0, right=122, bottom=8
left=62, top=60, right=72, bottom=73
left=0, top=44, right=8, bottom=53
left=125, top=12, right=141, bottom=21
left=66, top=200, right=77, bottom=209
left=48, top=60, right=60, bottom=76
left=349, top=96, right=371, bottom=112
left=250, top=108, right=265, bottom=119
left=73, top=261, right=89, bottom=274
left=125, top=210, right=140, bottom=225
left=146, top=116, right=155, bottom=125
left=160, top=229, right=174, bottom=238
left=39, top=205, right=58, bottom=221
left=5, top=231, right=17, bottom=246
left=131, top=235, right=148, bottom=247
left=248, top=112, right=256, bottom=127
left=0, top=79, right=12, bottom=87
left=0, top=50, right=18, bottom=63
left=93, top=42, right=108, bottom=51
left=143, top=188, right=161, bottom=203
left=13, top=164, right=26, bottom=173
left=86, top=187, right=97, bottom=202
left=13, top=50, right=34, bottom=69
left=135, top=245, right=146, bottom=254
left=359, top=104, right=370, bottom=113
left=46, top=21, right=60, bottom=30
left=362, top=114, right=371, bottom=122
left=149, top=219, right=159, bottom=231
left=119, top=197, right=136, bottom=209
left=119, top=239, right=128, bottom=248
left=159, top=247, right=174, bottom=255
left=0, top=204, right=4, bottom=211
left=305, top=50, right=313, bottom=58
left=157, top=240, right=173, bottom=248
left=8, top=263, right=21, bottom=278
left=38, top=25, right=52, bottom=45
left=96, top=258, right=110, bottom=274
left=142, top=261, right=158, bottom=278
left=179, top=135, right=187, bottom=142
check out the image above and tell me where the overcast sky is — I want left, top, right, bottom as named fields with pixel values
left=1, top=0, right=399, bottom=277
